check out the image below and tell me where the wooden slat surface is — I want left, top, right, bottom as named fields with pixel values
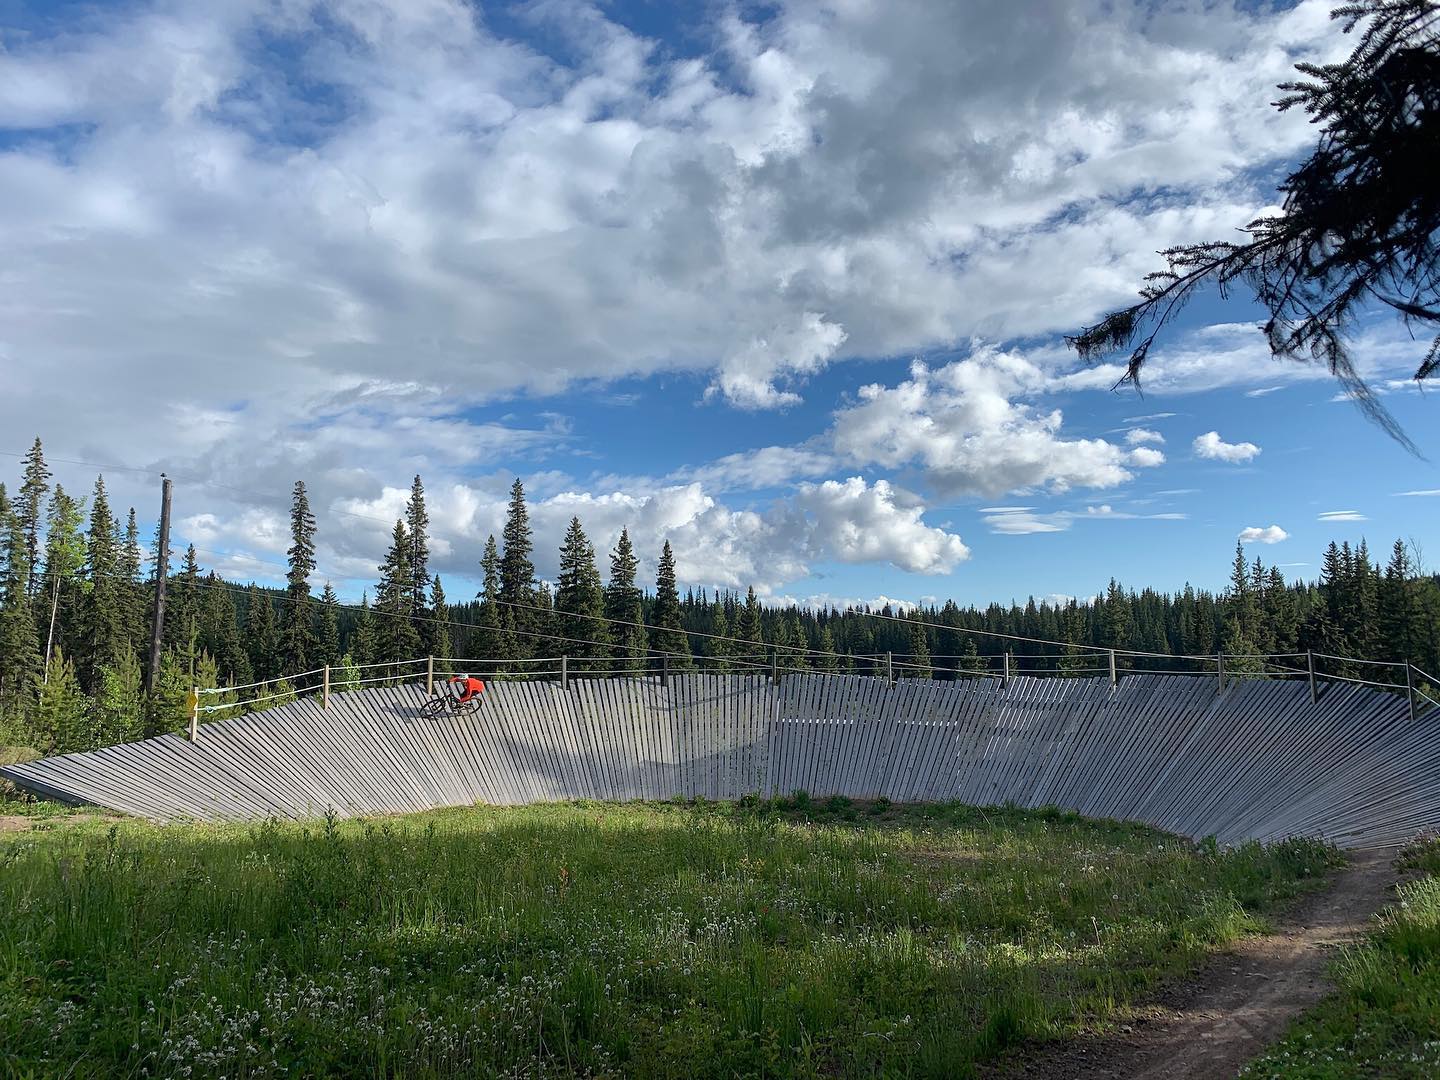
left=3, top=673, right=1437, bottom=848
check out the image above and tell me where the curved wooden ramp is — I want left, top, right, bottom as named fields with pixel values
left=3, top=673, right=1435, bottom=847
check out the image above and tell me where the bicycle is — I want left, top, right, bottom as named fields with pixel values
left=418, top=692, right=483, bottom=719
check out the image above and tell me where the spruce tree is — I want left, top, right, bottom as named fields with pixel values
left=778, top=611, right=810, bottom=671
left=166, top=545, right=203, bottom=674
left=556, top=517, right=610, bottom=669
left=245, top=585, right=279, bottom=682
left=603, top=528, right=646, bottom=673
left=350, top=592, right=376, bottom=666
left=428, top=575, right=452, bottom=672
left=31, top=646, right=88, bottom=755
left=316, top=582, right=342, bottom=668
left=406, top=475, right=430, bottom=621
left=707, top=607, right=733, bottom=672
left=476, top=535, right=510, bottom=663
left=1227, top=543, right=1258, bottom=646
left=1100, top=578, right=1132, bottom=669
left=955, top=634, right=985, bottom=676
left=737, top=587, right=764, bottom=653
left=282, top=480, right=317, bottom=674
left=16, top=437, right=50, bottom=597
left=651, top=540, right=691, bottom=667
left=201, top=574, right=251, bottom=686
left=38, top=484, right=85, bottom=676
left=816, top=624, right=839, bottom=673
left=498, top=478, right=536, bottom=659
left=906, top=614, right=932, bottom=679
left=1058, top=602, right=1090, bottom=676
left=77, top=476, right=124, bottom=689
left=376, top=519, right=422, bottom=665
left=1351, top=538, right=1381, bottom=662
left=1381, top=539, right=1420, bottom=666
left=0, top=499, right=41, bottom=732
left=119, top=508, right=146, bottom=654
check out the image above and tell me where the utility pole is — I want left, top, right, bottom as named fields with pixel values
left=146, top=474, right=173, bottom=692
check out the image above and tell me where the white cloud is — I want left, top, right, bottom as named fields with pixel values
left=1396, top=489, right=1440, bottom=497
left=1318, top=510, right=1367, bottom=522
left=788, top=477, right=970, bottom=573
left=0, top=0, right=1351, bottom=451
left=0, top=0, right=1379, bottom=599
left=982, top=503, right=1185, bottom=535
left=188, top=472, right=968, bottom=598
left=1193, top=430, right=1261, bottom=463
left=1245, top=386, right=1283, bottom=397
left=830, top=346, right=1162, bottom=497
left=1238, top=525, right=1288, bottom=544
left=1125, top=428, right=1165, bottom=445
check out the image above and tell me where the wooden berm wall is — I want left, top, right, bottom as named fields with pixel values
left=3, top=673, right=1436, bottom=848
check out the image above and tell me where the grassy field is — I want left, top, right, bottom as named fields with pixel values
left=1240, top=839, right=1440, bottom=1080
left=0, top=797, right=1337, bottom=1079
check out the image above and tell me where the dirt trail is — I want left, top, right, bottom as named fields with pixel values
left=992, top=848, right=1401, bottom=1080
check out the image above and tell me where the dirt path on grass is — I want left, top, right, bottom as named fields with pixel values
left=991, top=848, right=1402, bottom=1080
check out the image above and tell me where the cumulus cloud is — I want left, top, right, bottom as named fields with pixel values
left=1238, top=525, right=1288, bottom=544
left=1193, top=430, right=1261, bottom=463
left=0, top=0, right=1350, bottom=444
left=830, top=347, right=1162, bottom=497
left=1125, top=428, right=1164, bottom=445
left=0, top=0, right=1370, bottom=597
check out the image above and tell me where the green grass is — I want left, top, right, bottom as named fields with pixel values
left=0, top=798, right=1338, bottom=1079
left=1240, top=838, right=1440, bottom=1080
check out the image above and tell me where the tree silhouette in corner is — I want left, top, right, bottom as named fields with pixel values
left=1070, top=1, right=1439, bottom=448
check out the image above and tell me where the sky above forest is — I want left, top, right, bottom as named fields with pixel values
left=2, top=0, right=1438, bottom=608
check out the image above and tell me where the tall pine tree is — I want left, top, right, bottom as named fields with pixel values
left=16, top=437, right=50, bottom=597
left=498, top=479, right=536, bottom=660
left=77, top=477, right=124, bottom=689
left=376, top=519, right=421, bottom=665
left=428, top=575, right=452, bottom=672
left=406, top=475, right=430, bottom=623
left=556, top=517, right=610, bottom=669
left=282, top=480, right=317, bottom=674
left=604, top=528, right=646, bottom=673
left=651, top=540, right=691, bottom=668
left=316, top=582, right=342, bottom=669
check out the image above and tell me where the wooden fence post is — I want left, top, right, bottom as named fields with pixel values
left=771, top=649, right=780, bottom=686
left=425, top=655, right=434, bottom=696
left=1216, top=652, right=1225, bottom=694
left=188, top=686, right=199, bottom=742
left=886, top=651, right=893, bottom=683
left=561, top=655, right=569, bottom=690
left=1002, top=651, right=1010, bottom=687
left=1108, top=649, right=1117, bottom=688
left=322, top=665, right=330, bottom=711
left=1306, top=650, right=1318, bottom=704
left=661, top=653, right=669, bottom=687
left=1406, top=662, right=1418, bottom=722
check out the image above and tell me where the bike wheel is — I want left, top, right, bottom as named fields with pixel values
left=419, top=697, right=445, bottom=719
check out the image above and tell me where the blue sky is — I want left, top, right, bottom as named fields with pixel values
left=1, top=0, right=1437, bottom=608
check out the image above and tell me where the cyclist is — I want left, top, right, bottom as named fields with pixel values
left=446, top=673, right=486, bottom=707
